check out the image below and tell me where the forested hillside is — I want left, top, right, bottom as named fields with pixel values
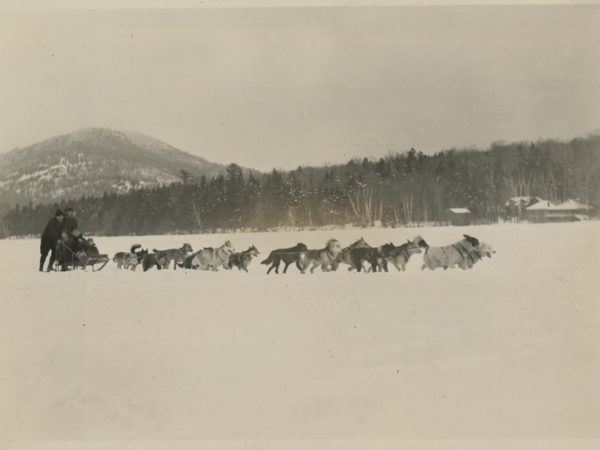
left=2, top=135, right=599, bottom=237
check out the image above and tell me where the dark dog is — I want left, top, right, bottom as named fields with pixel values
left=349, top=244, right=395, bottom=273
left=142, top=253, right=169, bottom=272
left=131, top=244, right=149, bottom=265
left=228, top=245, right=259, bottom=272
left=333, top=237, right=371, bottom=271
left=261, top=243, right=307, bottom=274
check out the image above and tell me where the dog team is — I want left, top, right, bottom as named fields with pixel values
left=112, top=234, right=495, bottom=273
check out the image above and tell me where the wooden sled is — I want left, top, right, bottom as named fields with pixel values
left=54, top=241, right=110, bottom=272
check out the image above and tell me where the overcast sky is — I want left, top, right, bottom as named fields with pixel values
left=1, top=3, right=599, bottom=170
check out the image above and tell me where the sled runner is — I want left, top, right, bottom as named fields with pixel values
left=54, top=239, right=110, bottom=272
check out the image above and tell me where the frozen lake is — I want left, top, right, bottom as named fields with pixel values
left=1, top=222, right=599, bottom=449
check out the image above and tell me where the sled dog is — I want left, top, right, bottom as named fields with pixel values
left=152, top=243, right=193, bottom=270
left=421, top=234, right=495, bottom=270
left=190, top=240, right=235, bottom=270
left=348, top=243, right=395, bottom=273
left=131, top=244, right=149, bottom=265
left=261, top=243, right=308, bottom=274
left=142, top=253, right=169, bottom=272
left=113, top=244, right=146, bottom=271
left=178, top=247, right=211, bottom=269
left=228, top=246, right=259, bottom=272
left=333, top=237, right=371, bottom=271
left=300, top=239, right=342, bottom=273
left=381, top=238, right=425, bottom=272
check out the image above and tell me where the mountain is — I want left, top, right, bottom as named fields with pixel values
left=0, top=128, right=234, bottom=211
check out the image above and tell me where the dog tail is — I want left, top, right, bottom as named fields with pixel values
left=131, top=244, right=142, bottom=253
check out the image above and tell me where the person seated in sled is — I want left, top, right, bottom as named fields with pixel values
left=58, top=228, right=88, bottom=270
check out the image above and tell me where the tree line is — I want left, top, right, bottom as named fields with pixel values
left=2, top=135, right=599, bottom=237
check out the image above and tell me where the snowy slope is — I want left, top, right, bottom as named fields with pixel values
left=0, top=222, right=598, bottom=447
left=0, top=128, right=230, bottom=209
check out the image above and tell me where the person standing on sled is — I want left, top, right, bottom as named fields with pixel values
left=39, top=209, right=64, bottom=272
left=63, top=207, right=79, bottom=237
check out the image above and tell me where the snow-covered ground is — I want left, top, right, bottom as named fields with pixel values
left=1, top=222, right=599, bottom=449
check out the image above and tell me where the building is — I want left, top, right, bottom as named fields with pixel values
left=547, top=199, right=590, bottom=222
left=525, top=199, right=590, bottom=222
left=447, top=208, right=472, bottom=226
left=524, top=199, right=552, bottom=223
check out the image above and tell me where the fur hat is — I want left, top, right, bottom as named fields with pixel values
left=55, top=209, right=64, bottom=217
left=65, top=207, right=74, bottom=213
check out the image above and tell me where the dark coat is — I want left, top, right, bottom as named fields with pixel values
left=65, top=235, right=86, bottom=253
left=63, top=216, right=79, bottom=236
left=41, top=218, right=64, bottom=242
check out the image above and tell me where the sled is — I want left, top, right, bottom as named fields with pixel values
left=54, top=240, right=110, bottom=272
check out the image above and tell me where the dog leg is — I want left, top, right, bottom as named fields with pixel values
left=355, top=259, right=362, bottom=272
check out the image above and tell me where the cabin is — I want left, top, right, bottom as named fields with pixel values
left=525, top=199, right=590, bottom=222
left=446, top=208, right=472, bottom=226
left=547, top=199, right=590, bottom=222
left=524, top=199, right=552, bottom=223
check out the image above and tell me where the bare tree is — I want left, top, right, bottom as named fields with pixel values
left=401, top=194, right=414, bottom=224
left=347, top=185, right=381, bottom=226
left=191, top=201, right=203, bottom=229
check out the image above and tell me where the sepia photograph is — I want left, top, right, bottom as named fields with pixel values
left=1, top=1, right=599, bottom=449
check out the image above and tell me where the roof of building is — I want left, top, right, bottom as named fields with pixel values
left=526, top=200, right=552, bottom=211
left=548, top=199, right=589, bottom=211
left=526, top=199, right=589, bottom=211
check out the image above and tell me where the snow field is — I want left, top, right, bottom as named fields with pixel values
left=0, top=221, right=599, bottom=446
